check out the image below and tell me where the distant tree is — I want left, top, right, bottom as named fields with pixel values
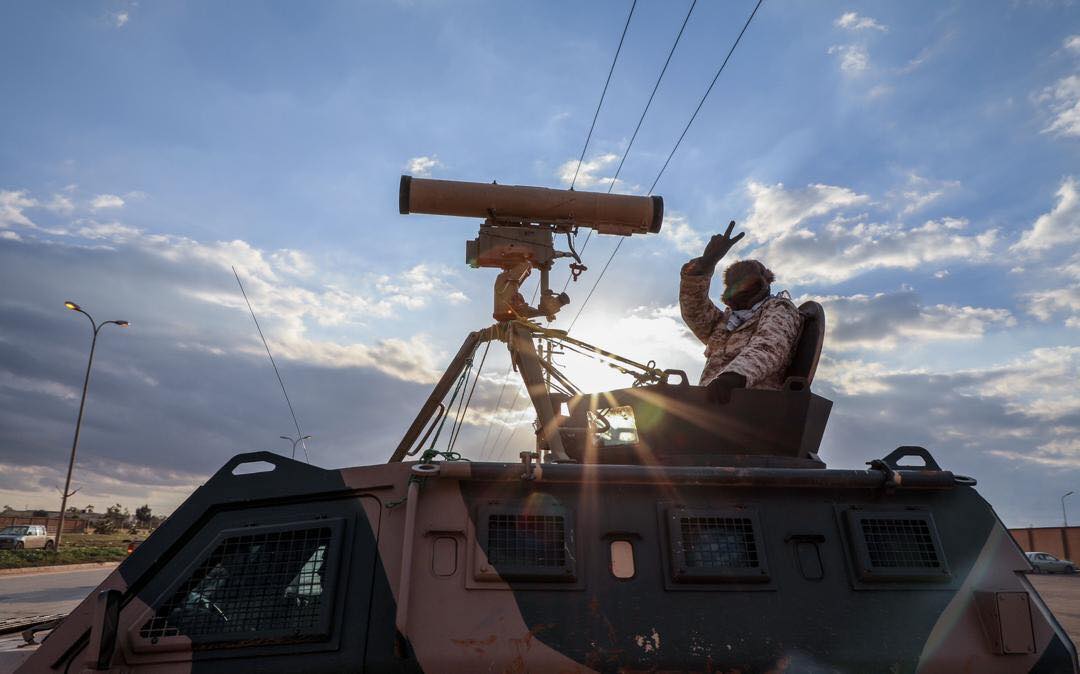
left=135, top=504, right=153, bottom=528
left=94, top=503, right=129, bottom=534
left=93, top=519, right=117, bottom=534
left=31, top=509, right=49, bottom=517
left=2, top=505, right=12, bottom=512
left=84, top=504, right=95, bottom=513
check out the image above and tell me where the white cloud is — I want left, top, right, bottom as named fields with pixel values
left=90, top=193, right=125, bottom=210
left=992, top=437, right=1080, bottom=468
left=0, top=370, right=80, bottom=401
left=1012, top=176, right=1079, bottom=253
left=267, top=333, right=444, bottom=383
left=827, top=44, right=870, bottom=73
left=738, top=181, right=997, bottom=285
left=0, top=231, right=21, bottom=241
left=113, top=11, right=129, bottom=27
left=834, top=12, right=888, bottom=32
left=1065, top=34, right=1080, bottom=53
left=758, top=216, right=998, bottom=285
left=1, top=189, right=469, bottom=383
left=820, top=346, right=1080, bottom=423
left=743, top=181, right=869, bottom=240
left=0, top=190, right=37, bottom=229
left=895, top=173, right=961, bottom=215
left=660, top=211, right=704, bottom=255
left=815, top=355, right=893, bottom=395
left=375, top=263, right=468, bottom=310
left=1038, top=74, right=1080, bottom=138
left=556, top=153, right=621, bottom=190
left=405, top=155, right=441, bottom=177
left=976, top=346, right=1080, bottom=421
left=803, top=291, right=1015, bottom=351
left=76, top=220, right=142, bottom=241
left=1026, top=285, right=1080, bottom=326
left=44, top=193, right=75, bottom=214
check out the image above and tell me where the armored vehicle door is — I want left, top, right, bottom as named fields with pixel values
left=21, top=453, right=391, bottom=673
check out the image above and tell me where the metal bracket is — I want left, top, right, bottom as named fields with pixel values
left=520, top=451, right=540, bottom=480
left=880, top=446, right=942, bottom=472
left=866, top=459, right=901, bottom=493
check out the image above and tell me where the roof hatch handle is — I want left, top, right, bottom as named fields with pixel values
left=210, top=451, right=323, bottom=484
left=880, top=446, right=942, bottom=472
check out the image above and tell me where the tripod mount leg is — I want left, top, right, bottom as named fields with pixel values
left=389, top=328, right=488, bottom=462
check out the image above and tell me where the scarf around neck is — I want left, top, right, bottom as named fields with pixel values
left=724, top=290, right=789, bottom=331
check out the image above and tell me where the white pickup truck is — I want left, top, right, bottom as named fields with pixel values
left=0, top=525, right=56, bottom=550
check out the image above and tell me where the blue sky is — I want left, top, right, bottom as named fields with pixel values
left=0, top=0, right=1078, bottom=526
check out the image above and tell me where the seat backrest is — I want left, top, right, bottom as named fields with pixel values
left=785, top=301, right=825, bottom=385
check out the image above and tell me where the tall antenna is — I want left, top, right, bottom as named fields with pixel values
left=232, top=266, right=311, bottom=463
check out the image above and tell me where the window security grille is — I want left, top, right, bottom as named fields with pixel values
left=860, top=518, right=940, bottom=569
left=487, top=514, right=566, bottom=567
left=680, top=516, right=759, bottom=569
left=667, top=508, right=769, bottom=583
left=477, top=505, right=576, bottom=582
left=140, top=526, right=333, bottom=643
left=846, top=510, right=950, bottom=582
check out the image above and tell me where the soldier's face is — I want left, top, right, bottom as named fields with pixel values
left=722, top=272, right=766, bottom=310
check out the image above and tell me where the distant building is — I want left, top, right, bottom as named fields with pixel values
left=1009, top=526, right=1080, bottom=561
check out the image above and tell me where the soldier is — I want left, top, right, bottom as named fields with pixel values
left=680, top=221, right=803, bottom=403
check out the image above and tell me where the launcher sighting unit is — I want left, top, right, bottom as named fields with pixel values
left=20, top=177, right=1077, bottom=673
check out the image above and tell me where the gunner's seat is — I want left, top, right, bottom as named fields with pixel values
left=784, top=301, right=826, bottom=388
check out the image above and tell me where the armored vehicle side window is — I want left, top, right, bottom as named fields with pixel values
left=665, top=508, right=770, bottom=583
left=844, top=509, right=950, bottom=583
left=476, top=503, right=576, bottom=582
left=139, top=525, right=338, bottom=643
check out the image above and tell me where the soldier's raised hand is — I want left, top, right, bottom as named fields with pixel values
left=698, top=221, right=745, bottom=272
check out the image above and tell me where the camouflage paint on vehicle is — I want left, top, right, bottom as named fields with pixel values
left=19, top=451, right=1078, bottom=673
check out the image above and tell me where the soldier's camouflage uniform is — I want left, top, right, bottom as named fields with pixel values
left=680, top=260, right=803, bottom=389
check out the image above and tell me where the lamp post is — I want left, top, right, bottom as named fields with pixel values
left=55, top=301, right=129, bottom=549
left=280, top=435, right=312, bottom=460
left=1063, top=491, right=1075, bottom=528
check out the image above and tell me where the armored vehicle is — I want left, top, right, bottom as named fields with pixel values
left=19, top=178, right=1078, bottom=673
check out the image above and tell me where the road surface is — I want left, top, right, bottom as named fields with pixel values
left=0, top=565, right=115, bottom=621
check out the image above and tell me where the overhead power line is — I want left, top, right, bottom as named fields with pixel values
left=569, top=0, right=638, bottom=191
left=606, top=0, right=697, bottom=196
left=648, top=0, right=765, bottom=195
left=562, top=0, right=697, bottom=294
left=568, top=0, right=766, bottom=331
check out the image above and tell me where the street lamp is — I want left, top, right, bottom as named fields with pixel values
left=55, top=301, right=129, bottom=549
left=1064, top=491, right=1075, bottom=528
left=280, top=434, right=312, bottom=460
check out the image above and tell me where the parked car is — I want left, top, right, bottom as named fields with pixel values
left=0, top=525, right=55, bottom=550
left=1026, top=551, right=1078, bottom=574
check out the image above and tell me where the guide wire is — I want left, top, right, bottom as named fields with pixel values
left=448, top=339, right=491, bottom=453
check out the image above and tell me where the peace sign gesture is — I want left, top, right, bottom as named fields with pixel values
left=699, top=220, right=745, bottom=270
